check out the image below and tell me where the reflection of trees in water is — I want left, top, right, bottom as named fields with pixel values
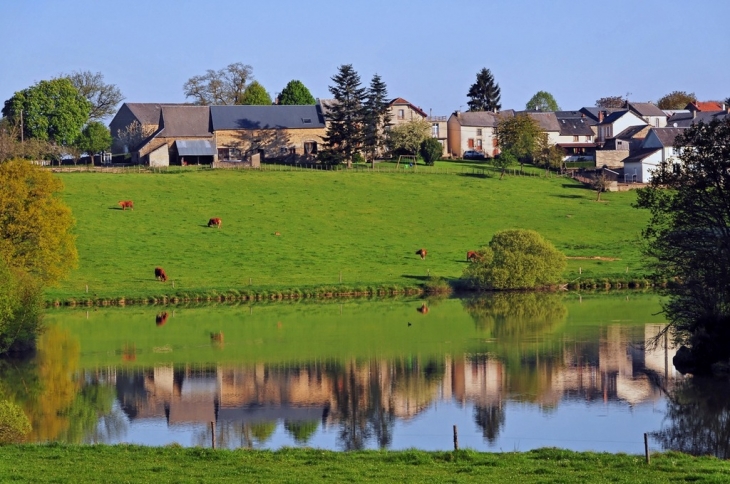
left=59, top=379, right=124, bottom=443
left=463, top=292, right=567, bottom=338
left=652, top=378, right=730, bottom=458
left=285, top=420, right=319, bottom=445
left=474, top=404, right=505, bottom=443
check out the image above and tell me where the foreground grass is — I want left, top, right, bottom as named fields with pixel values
left=49, top=168, right=649, bottom=301
left=1, top=445, right=728, bottom=483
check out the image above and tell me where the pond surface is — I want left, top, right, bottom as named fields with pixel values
left=3, top=293, right=727, bottom=456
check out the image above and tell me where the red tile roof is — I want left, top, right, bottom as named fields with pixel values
left=687, top=101, right=724, bottom=112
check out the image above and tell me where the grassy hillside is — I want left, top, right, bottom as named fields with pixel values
left=47, top=167, right=649, bottom=300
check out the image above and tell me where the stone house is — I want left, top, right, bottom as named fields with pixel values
left=554, top=112, right=597, bottom=161
left=447, top=110, right=514, bottom=158
left=387, top=97, right=428, bottom=126
left=109, top=103, right=186, bottom=155
left=137, top=106, right=215, bottom=166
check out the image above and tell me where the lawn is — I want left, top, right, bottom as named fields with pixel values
left=47, top=167, right=649, bottom=301
left=1, top=445, right=728, bottom=483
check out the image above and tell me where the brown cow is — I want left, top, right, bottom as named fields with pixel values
left=417, top=303, right=430, bottom=315
left=416, top=248, right=427, bottom=260
left=208, top=217, right=222, bottom=229
left=118, top=200, right=134, bottom=210
left=154, top=267, right=167, bottom=282
left=467, top=251, right=481, bottom=262
left=155, top=312, right=169, bottom=326
left=210, top=331, right=224, bottom=346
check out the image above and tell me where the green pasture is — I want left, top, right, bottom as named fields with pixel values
left=47, top=167, right=649, bottom=301
left=45, top=293, right=664, bottom=369
left=2, top=445, right=728, bottom=483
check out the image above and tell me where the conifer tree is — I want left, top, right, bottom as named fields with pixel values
left=467, top=68, right=501, bottom=112
left=322, top=64, right=365, bottom=166
left=362, top=74, right=391, bottom=165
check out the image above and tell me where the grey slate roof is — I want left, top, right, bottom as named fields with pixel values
left=515, top=111, right=561, bottom=132
left=175, top=140, right=216, bottom=156
left=157, top=106, right=212, bottom=137
left=453, top=110, right=514, bottom=127
left=580, top=107, right=622, bottom=122
left=557, top=117, right=595, bottom=136
left=649, top=127, right=686, bottom=147
left=614, top=125, right=649, bottom=139
left=628, top=102, right=666, bottom=117
left=210, top=105, right=325, bottom=130
left=598, top=110, right=630, bottom=125
left=624, top=148, right=661, bottom=164
left=667, top=111, right=730, bottom=127
left=126, top=103, right=187, bottom=125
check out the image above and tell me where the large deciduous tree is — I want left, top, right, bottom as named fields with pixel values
left=183, top=62, right=253, bottom=105
left=65, top=71, right=124, bottom=121
left=387, top=119, right=430, bottom=155
left=595, top=96, right=625, bottom=108
left=525, top=91, right=560, bottom=112
left=0, top=159, right=77, bottom=286
left=635, top=120, right=730, bottom=373
left=278, top=80, right=316, bottom=105
left=2, top=78, right=90, bottom=146
left=462, top=229, right=566, bottom=290
left=322, top=64, right=366, bottom=166
left=362, top=74, right=390, bottom=164
left=496, top=114, right=542, bottom=169
left=239, top=81, right=272, bottom=105
left=467, top=68, right=501, bottom=112
left=656, top=91, right=697, bottom=110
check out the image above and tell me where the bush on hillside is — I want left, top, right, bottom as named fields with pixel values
left=419, top=138, right=442, bottom=166
left=463, top=229, right=566, bottom=290
left=0, top=400, right=31, bottom=444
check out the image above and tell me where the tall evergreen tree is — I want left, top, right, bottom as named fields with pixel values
left=322, top=64, right=366, bottom=166
left=362, top=74, right=391, bottom=165
left=467, top=68, right=501, bottom=112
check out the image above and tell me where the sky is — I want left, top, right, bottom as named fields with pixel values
left=1, top=0, right=729, bottom=121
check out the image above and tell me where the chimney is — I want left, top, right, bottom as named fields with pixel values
left=598, top=111, right=605, bottom=123
left=693, top=110, right=697, bottom=119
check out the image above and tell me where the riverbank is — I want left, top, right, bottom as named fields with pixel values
left=47, top=167, right=650, bottom=303
left=0, top=445, right=726, bottom=483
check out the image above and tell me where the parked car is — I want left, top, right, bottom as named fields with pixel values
left=462, top=150, right=486, bottom=160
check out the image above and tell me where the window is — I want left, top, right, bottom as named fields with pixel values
left=573, top=135, right=579, bottom=142
left=476, top=128, right=482, bottom=136
left=586, top=135, right=593, bottom=142
left=431, top=123, right=439, bottom=138
left=398, top=109, right=405, bottom=120
left=304, top=141, right=318, bottom=154
left=302, top=118, right=312, bottom=124
left=673, top=163, right=681, bottom=174
left=217, top=147, right=242, bottom=161
left=655, top=118, right=659, bottom=127
left=468, top=138, right=474, bottom=148
left=476, top=139, right=482, bottom=149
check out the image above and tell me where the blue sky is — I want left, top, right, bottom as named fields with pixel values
left=1, top=0, right=728, bottom=119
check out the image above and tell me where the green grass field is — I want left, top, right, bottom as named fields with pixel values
left=1, top=445, right=728, bottom=483
left=47, top=166, right=649, bottom=301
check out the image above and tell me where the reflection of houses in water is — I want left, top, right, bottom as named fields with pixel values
left=113, top=325, right=681, bottom=431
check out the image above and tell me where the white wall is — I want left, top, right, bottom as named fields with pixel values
left=148, top=145, right=169, bottom=167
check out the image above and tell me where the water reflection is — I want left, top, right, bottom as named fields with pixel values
left=0, top=295, right=697, bottom=453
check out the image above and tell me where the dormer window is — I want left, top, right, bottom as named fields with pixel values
left=302, top=118, right=312, bottom=124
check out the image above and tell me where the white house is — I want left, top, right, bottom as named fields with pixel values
left=596, top=110, right=647, bottom=142
left=446, top=110, right=514, bottom=158
left=622, top=127, right=685, bottom=183
left=627, top=102, right=667, bottom=128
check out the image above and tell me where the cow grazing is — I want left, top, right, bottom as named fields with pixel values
left=118, top=200, right=134, bottom=210
left=467, top=251, right=481, bottom=262
left=154, top=267, right=167, bottom=282
left=274, top=231, right=281, bottom=236
left=208, top=217, right=222, bottom=229
left=417, top=304, right=430, bottom=315
left=210, top=332, right=224, bottom=344
left=156, top=312, right=169, bottom=326
left=416, top=248, right=427, bottom=260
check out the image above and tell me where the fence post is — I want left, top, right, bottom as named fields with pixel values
left=644, top=433, right=650, bottom=464
left=211, top=421, right=216, bottom=449
left=453, top=425, right=459, bottom=451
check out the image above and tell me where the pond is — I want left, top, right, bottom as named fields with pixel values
left=3, top=292, right=726, bottom=456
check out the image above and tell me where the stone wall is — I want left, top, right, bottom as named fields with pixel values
left=215, top=128, right=326, bottom=159
left=596, top=150, right=630, bottom=169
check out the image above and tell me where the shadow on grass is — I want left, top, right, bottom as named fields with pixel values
left=458, top=172, right=491, bottom=179
left=402, top=275, right=429, bottom=282
left=109, top=207, right=125, bottom=210
left=561, top=184, right=587, bottom=190
left=552, top=194, right=585, bottom=199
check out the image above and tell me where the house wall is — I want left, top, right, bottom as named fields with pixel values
left=555, top=133, right=594, bottom=144
left=624, top=152, right=661, bottom=183
left=448, top=126, right=498, bottom=158
left=429, top=119, right=449, bottom=156
left=215, top=128, right=326, bottom=159
left=389, top=105, right=426, bottom=126
left=612, top=112, right=647, bottom=137
left=148, top=144, right=170, bottom=167
left=643, top=115, right=667, bottom=128
left=596, top=150, right=630, bottom=169
left=447, top=116, right=462, bottom=157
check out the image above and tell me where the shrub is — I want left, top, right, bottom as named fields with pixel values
left=352, top=152, right=366, bottom=164
left=462, top=229, right=566, bottom=290
left=0, top=400, right=31, bottom=444
left=419, top=138, right=443, bottom=166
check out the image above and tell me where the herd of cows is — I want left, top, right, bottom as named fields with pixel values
left=117, top=200, right=482, bottom=291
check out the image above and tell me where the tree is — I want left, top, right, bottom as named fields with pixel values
left=387, top=119, right=430, bottom=155
left=0, top=118, right=59, bottom=162
left=0, top=160, right=78, bottom=286
left=595, top=96, right=625, bottom=108
left=0, top=259, right=42, bottom=354
left=322, top=64, right=366, bottom=166
left=183, top=62, right=253, bottom=105
left=0, top=399, right=31, bottom=443
left=65, top=71, right=124, bottom=121
left=419, top=138, right=442, bottom=166
left=278, top=80, right=316, bottom=105
left=635, top=120, right=730, bottom=372
left=525, top=91, right=560, bottom=112
left=467, top=68, right=501, bottom=112
left=362, top=74, right=391, bottom=164
left=2, top=78, right=90, bottom=145
left=593, top=172, right=610, bottom=201
left=534, top=134, right=565, bottom=175
left=75, top=121, right=112, bottom=164
left=239, top=81, right=272, bottom=105
left=496, top=114, right=542, bottom=169
left=462, top=229, right=566, bottom=290
left=656, top=91, right=696, bottom=110
left=114, top=120, right=155, bottom=153
left=491, top=149, right=516, bottom=180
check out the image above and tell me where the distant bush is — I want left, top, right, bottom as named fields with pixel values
left=352, top=152, right=366, bottom=164
left=462, top=229, right=566, bottom=290
left=0, top=400, right=31, bottom=444
left=419, top=138, right=443, bottom=166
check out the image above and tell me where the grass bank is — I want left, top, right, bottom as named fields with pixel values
left=48, top=167, right=650, bottom=303
left=1, top=445, right=728, bottom=483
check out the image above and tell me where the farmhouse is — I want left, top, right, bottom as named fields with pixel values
left=622, top=127, right=686, bottom=183
left=447, top=110, right=514, bottom=158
